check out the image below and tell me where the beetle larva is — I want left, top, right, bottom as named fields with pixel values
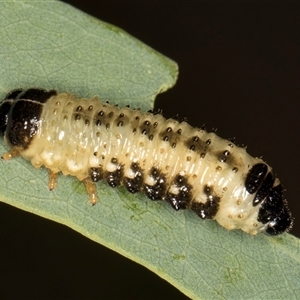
left=0, top=88, right=293, bottom=235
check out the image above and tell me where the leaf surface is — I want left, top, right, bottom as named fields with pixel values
left=0, top=1, right=299, bottom=299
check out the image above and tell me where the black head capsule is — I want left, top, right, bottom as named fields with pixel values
left=0, top=89, right=25, bottom=134
left=0, top=88, right=56, bottom=149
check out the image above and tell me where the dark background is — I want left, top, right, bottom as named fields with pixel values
left=1, top=2, right=299, bottom=299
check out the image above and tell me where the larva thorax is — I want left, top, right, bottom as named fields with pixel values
left=0, top=88, right=293, bottom=235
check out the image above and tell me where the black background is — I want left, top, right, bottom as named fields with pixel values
left=1, top=2, right=299, bottom=299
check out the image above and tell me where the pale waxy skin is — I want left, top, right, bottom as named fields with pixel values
left=0, top=89, right=293, bottom=235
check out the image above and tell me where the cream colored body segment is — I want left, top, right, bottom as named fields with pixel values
left=19, top=93, right=269, bottom=234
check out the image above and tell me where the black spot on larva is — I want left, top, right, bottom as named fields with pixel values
left=232, top=167, right=238, bottom=173
left=206, top=139, right=211, bottom=145
left=159, top=125, right=178, bottom=145
left=74, top=114, right=81, bottom=121
left=218, top=150, right=231, bottom=163
left=114, top=112, right=129, bottom=128
left=224, top=150, right=230, bottom=156
left=76, top=105, right=83, bottom=112
left=88, top=105, right=93, bottom=111
left=4, top=88, right=24, bottom=100
left=144, top=167, right=167, bottom=200
left=253, top=172, right=275, bottom=206
left=190, top=185, right=220, bottom=219
left=96, top=107, right=117, bottom=129
left=89, top=167, right=104, bottom=182
left=104, top=159, right=124, bottom=188
left=85, top=119, right=90, bottom=126
left=139, top=120, right=152, bottom=136
left=123, top=162, right=144, bottom=193
left=185, top=135, right=205, bottom=153
left=245, top=163, right=268, bottom=194
left=204, top=185, right=213, bottom=194
left=15, top=88, right=57, bottom=103
left=5, top=99, right=43, bottom=149
left=258, top=184, right=293, bottom=235
left=166, top=174, right=192, bottom=210
left=140, top=120, right=161, bottom=141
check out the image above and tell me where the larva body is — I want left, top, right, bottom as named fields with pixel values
left=0, top=88, right=293, bottom=235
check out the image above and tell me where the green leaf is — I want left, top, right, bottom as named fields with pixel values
left=1, top=1, right=300, bottom=299
left=0, top=0, right=177, bottom=109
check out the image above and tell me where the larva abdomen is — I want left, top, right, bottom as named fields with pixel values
left=0, top=88, right=293, bottom=235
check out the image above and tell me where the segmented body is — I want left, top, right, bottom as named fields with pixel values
left=0, top=88, right=293, bottom=235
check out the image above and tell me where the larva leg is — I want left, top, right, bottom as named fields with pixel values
left=83, top=178, right=97, bottom=205
left=48, top=171, right=58, bottom=191
left=1, top=148, right=20, bottom=160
